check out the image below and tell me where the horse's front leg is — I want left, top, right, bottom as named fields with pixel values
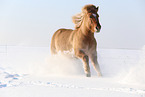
left=90, top=53, right=102, bottom=77
left=75, top=49, right=91, bottom=77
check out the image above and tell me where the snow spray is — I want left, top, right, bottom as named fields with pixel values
left=123, top=46, right=145, bottom=85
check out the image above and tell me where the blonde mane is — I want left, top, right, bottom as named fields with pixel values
left=72, top=13, right=84, bottom=29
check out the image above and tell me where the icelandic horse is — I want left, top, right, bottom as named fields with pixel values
left=51, top=4, right=102, bottom=77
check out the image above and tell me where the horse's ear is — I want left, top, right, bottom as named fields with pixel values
left=96, top=6, right=99, bottom=12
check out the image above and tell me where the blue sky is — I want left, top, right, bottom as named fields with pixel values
left=0, top=0, right=145, bottom=49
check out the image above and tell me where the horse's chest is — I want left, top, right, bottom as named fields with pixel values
left=83, top=37, right=94, bottom=48
left=77, top=38, right=95, bottom=53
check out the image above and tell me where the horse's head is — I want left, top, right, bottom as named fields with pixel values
left=72, top=4, right=101, bottom=33
left=82, top=4, right=101, bottom=33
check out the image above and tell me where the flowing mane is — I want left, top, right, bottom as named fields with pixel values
left=72, top=13, right=84, bottom=29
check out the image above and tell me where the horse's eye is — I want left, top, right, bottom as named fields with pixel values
left=90, top=15, right=93, bottom=18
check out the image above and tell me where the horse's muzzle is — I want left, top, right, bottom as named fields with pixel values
left=96, top=26, right=101, bottom=33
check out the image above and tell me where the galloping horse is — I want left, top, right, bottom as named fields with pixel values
left=51, top=4, right=102, bottom=77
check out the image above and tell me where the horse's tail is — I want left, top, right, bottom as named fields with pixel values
left=50, top=30, right=59, bottom=55
left=50, top=42, right=57, bottom=55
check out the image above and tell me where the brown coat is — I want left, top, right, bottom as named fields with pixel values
left=51, top=4, right=102, bottom=77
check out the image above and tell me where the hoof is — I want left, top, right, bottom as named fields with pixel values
left=86, top=73, right=91, bottom=77
left=97, top=73, right=102, bottom=77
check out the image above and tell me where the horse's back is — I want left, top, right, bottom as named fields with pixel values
left=51, top=29, right=74, bottom=54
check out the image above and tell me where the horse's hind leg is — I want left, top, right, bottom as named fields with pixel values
left=75, top=50, right=91, bottom=77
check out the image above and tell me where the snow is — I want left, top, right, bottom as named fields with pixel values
left=0, top=45, right=145, bottom=97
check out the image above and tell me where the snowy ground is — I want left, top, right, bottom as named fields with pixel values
left=0, top=46, right=145, bottom=97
